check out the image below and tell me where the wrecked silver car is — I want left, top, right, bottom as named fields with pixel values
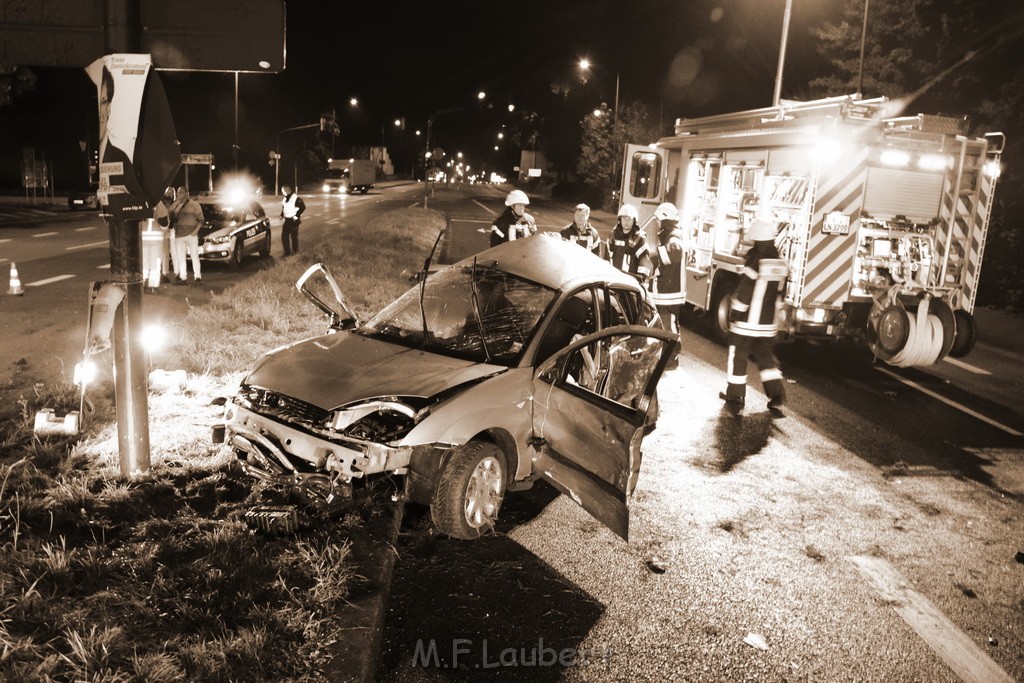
left=217, top=233, right=679, bottom=540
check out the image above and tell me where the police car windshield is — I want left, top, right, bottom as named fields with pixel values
left=200, top=203, right=246, bottom=225
left=359, top=266, right=556, bottom=365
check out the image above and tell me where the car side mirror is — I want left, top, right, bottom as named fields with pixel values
left=296, top=263, right=359, bottom=331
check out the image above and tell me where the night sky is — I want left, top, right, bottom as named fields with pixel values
left=0, top=0, right=1008, bottom=192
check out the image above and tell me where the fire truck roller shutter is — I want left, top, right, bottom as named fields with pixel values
left=767, top=148, right=814, bottom=176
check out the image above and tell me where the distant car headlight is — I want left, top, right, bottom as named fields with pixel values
left=322, top=184, right=330, bottom=192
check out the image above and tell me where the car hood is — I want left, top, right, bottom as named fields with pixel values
left=198, top=222, right=232, bottom=238
left=245, top=331, right=503, bottom=410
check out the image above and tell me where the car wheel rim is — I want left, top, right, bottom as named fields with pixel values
left=463, top=455, right=503, bottom=529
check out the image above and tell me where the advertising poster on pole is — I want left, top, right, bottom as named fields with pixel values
left=86, top=54, right=181, bottom=222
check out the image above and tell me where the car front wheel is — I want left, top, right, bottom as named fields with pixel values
left=228, top=238, right=244, bottom=268
left=431, top=441, right=506, bottom=540
left=258, top=231, right=271, bottom=258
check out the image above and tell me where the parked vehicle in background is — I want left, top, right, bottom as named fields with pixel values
left=196, top=195, right=272, bottom=268
left=216, top=234, right=677, bottom=541
left=621, top=94, right=1005, bottom=368
left=68, top=187, right=99, bottom=210
left=322, top=158, right=375, bottom=194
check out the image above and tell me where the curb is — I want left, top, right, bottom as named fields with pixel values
left=323, top=495, right=406, bottom=682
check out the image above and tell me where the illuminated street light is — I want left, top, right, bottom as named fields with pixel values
left=349, top=97, right=358, bottom=106
left=477, top=91, right=486, bottom=100
left=579, top=57, right=620, bottom=119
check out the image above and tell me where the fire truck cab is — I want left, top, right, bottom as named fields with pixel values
left=621, top=94, right=1005, bottom=367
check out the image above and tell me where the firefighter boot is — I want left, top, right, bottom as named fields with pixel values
left=719, top=384, right=745, bottom=411
left=762, top=368, right=786, bottom=412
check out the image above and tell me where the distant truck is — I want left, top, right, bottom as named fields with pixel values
left=322, top=158, right=375, bottom=194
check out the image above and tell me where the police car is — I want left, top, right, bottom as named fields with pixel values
left=197, top=196, right=272, bottom=267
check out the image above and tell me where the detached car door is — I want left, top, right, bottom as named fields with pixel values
left=531, top=324, right=679, bottom=541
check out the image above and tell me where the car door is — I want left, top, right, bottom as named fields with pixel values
left=530, top=324, right=679, bottom=541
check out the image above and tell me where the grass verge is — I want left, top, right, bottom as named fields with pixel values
left=0, top=206, right=445, bottom=681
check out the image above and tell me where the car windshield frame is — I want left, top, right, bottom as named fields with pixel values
left=357, top=264, right=558, bottom=366
left=200, top=202, right=250, bottom=225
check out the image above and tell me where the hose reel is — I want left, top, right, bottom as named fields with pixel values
left=867, top=286, right=961, bottom=367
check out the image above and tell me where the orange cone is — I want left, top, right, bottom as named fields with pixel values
left=7, top=262, right=24, bottom=296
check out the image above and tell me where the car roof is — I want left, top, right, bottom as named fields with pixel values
left=456, top=232, right=640, bottom=291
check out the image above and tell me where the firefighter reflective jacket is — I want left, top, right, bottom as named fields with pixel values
left=608, top=222, right=652, bottom=280
left=729, top=241, right=789, bottom=337
left=490, top=207, right=537, bottom=247
left=652, top=222, right=686, bottom=306
left=560, top=221, right=604, bottom=256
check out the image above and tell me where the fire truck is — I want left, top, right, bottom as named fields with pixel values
left=620, top=95, right=1005, bottom=367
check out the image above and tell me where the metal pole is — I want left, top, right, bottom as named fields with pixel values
left=424, top=115, right=434, bottom=209
left=772, top=0, right=794, bottom=107
left=856, top=0, right=870, bottom=98
left=614, top=71, right=620, bottom=121
left=103, top=0, right=150, bottom=478
left=233, top=71, right=239, bottom=169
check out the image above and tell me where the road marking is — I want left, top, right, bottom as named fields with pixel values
left=875, top=366, right=1022, bottom=436
left=0, top=238, right=10, bottom=243
left=941, top=356, right=991, bottom=375
left=472, top=199, right=496, bottom=215
left=66, top=240, right=109, bottom=251
left=32, top=231, right=58, bottom=238
left=97, top=263, right=110, bottom=269
left=26, top=274, right=76, bottom=286
left=327, top=218, right=340, bottom=224
left=75, top=226, right=97, bottom=232
left=849, top=556, right=1015, bottom=683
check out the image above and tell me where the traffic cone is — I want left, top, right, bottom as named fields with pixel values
left=7, top=262, right=24, bottom=295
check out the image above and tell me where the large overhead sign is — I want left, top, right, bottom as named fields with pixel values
left=0, top=0, right=285, bottom=72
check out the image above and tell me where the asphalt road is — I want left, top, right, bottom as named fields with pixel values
left=3, top=186, right=1022, bottom=682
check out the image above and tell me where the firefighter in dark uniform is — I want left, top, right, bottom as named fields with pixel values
left=490, top=189, right=537, bottom=247
left=608, top=203, right=652, bottom=284
left=559, top=203, right=604, bottom=257
left=721, top=217, right=789, bottom=412
left=651, top=202, right=686, bottom=332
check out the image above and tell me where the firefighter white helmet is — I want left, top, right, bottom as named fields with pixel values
left=747, top=218, right=778, bottom=242
left=654, top=202, right=678, bottom=221
left=505, top=189, right=530, bottom=206
left=617, top=203, right=639, bottom=220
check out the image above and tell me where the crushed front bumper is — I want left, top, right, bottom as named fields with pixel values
left=221, top=401, right=413, bottom=483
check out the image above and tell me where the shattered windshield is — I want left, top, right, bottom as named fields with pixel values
left=359, top=265, right=556, bottom=365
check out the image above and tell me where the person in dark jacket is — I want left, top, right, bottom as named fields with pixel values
left=560, top=203, right=604, bottom=257
left=720, top=217, right=789, bottom=412
left=651, top=202, right=686, bottom=331
left=607, top=203, right=652, bottom=283
left=489, top=189, right=537, bottom=247
left=280, top=184, right=307, bottom=256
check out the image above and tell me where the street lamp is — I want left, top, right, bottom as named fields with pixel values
left=579, top=58, right=620, bottom=119
left=772, top=0, right=794, bottom=106
left=423, top=92, right=488, bottom=208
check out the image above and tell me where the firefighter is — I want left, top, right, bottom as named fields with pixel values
left=490, top=189, right=537, bottom=247
left=608, top=203, right=652, bottom=283
left=721, top=217, right=789, bottom=412
left=651, top=202, right=686, bottom=333
left=560, top=203, right=604, bottom=257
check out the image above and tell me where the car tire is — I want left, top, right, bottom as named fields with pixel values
left=228, top=238, right=244, bottom=268
left=258, top=231, right=271, bottom=258
left=431, top=440, right=506, bottom=540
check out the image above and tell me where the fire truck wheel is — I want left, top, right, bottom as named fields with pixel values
left=948, top=309, right=977, bottom=358
left=876, top=305, right=911, bottom=355
left=709, top=283, right=734, bottom=344
left=929, top=299, right=957, bottom=361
